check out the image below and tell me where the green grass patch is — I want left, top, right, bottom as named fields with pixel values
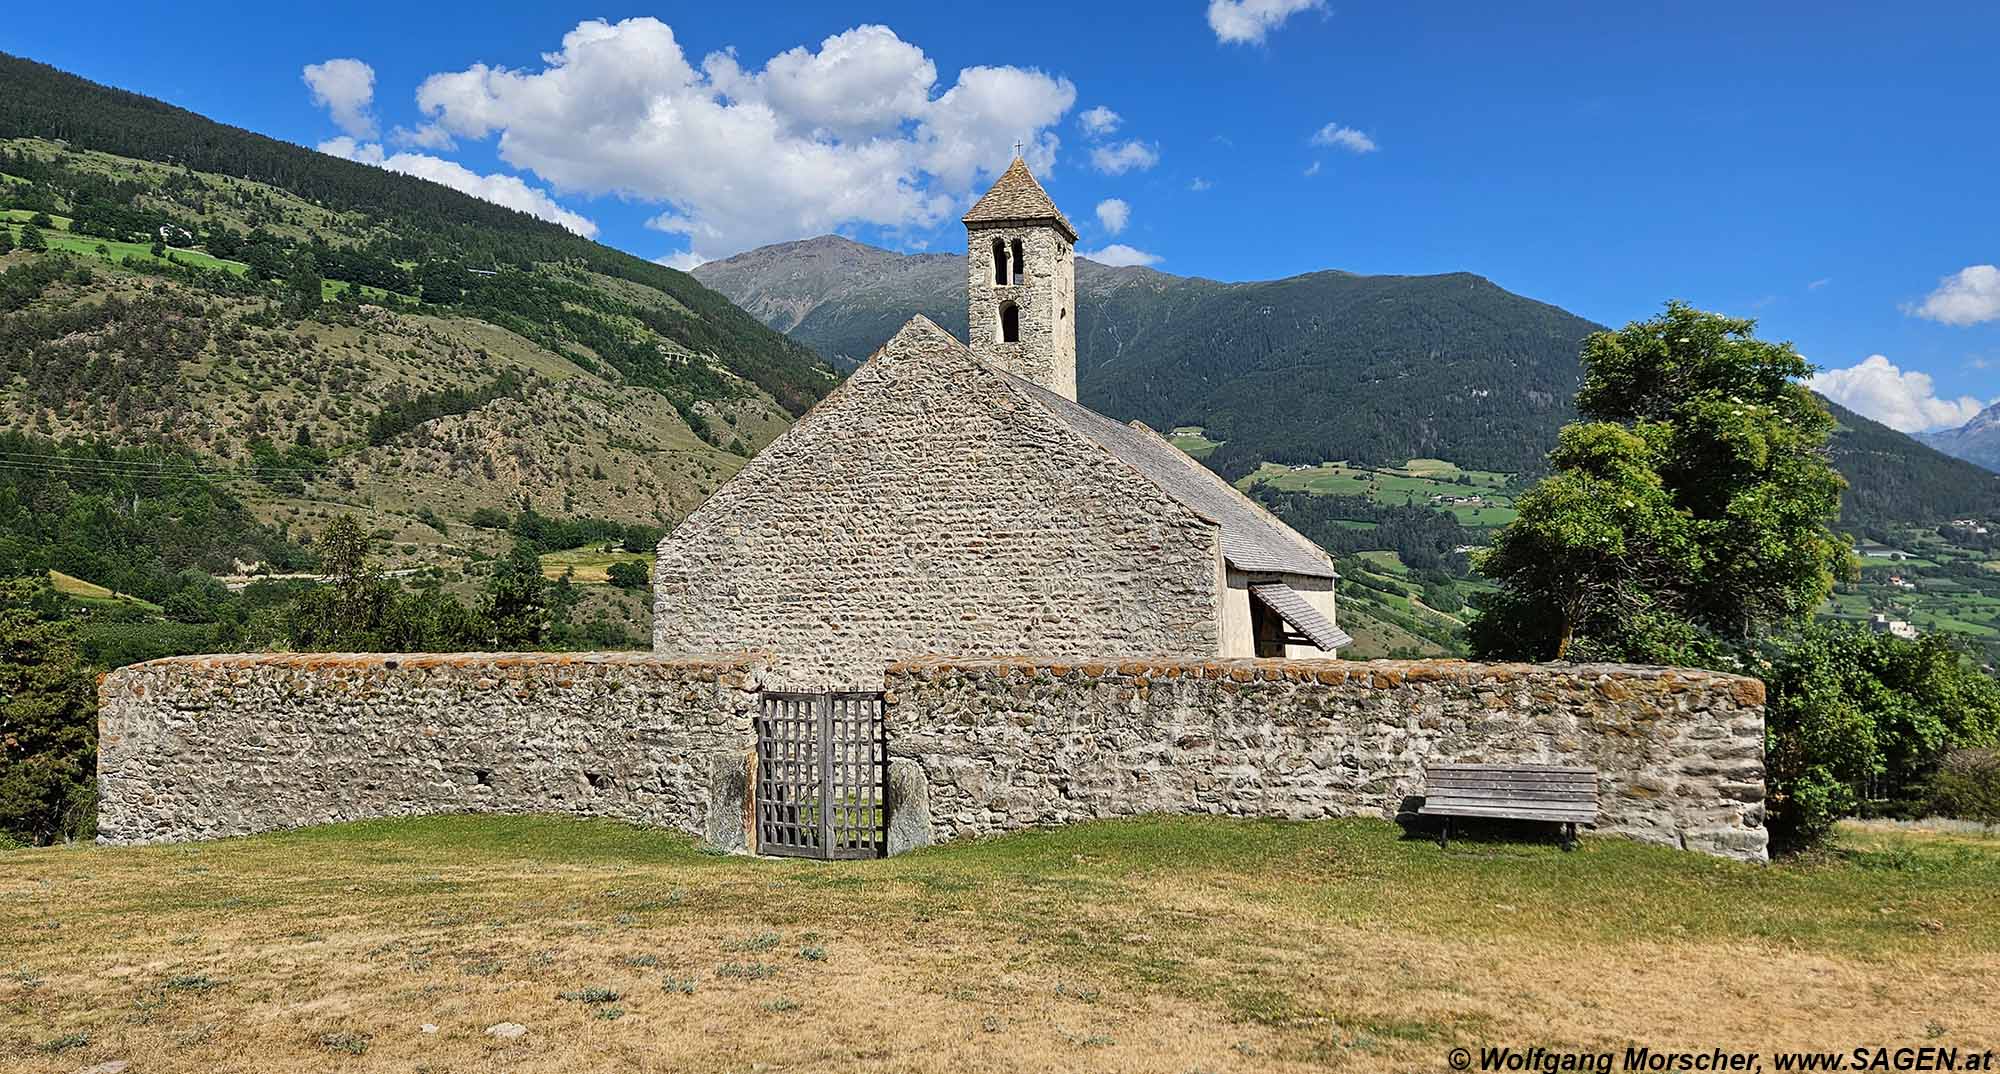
left=48, top=568, right=164, bottom=612
left=1166, top=426, right=1223, bottom=459
left=539, top=546, right=651, bottom=584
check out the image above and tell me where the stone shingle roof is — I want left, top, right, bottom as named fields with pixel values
left=992, top=363, right=1337, bottom=578
left=961, top=158, right=1078, bottom=242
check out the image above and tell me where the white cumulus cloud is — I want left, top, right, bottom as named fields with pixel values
left=1095, top=198, right=1130, bottom=235
left=1808, top=354, right=1990, bottom=433
left=409, top=19, right=1076, bottom=260
left=1311, top=121, right=1377, bottom=153
left=1080, top=243, right=1161, bottom=268
left=317, top=137, right=597, bottom=237
left=654, top=250, right=709, bottom=271
left=1909, top=264, right=2000, bottom=326
left=1089, top=139, right=1159, bottom=175
left=1079, top=105, right=1121, bottom=137
left=1189, top=176, right=1212, bottom=192
left=1207, top=0, right=1323, bottom=44
left=303, top=58, right=378, bottom=139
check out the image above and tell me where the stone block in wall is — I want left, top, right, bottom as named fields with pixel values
left=885, top=757, right=932, bottom=856
left=705, top=752, right=753, bottom=854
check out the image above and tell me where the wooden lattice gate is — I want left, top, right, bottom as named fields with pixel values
left=754, top=691, right=887, bottom=859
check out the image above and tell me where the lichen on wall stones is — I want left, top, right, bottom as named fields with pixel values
left=96, top=651, right=767, bottom=846
left=882, top=657, right=1770, bottom=862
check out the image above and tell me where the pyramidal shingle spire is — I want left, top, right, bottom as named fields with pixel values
left=961, top=158, right=1077, bottom=242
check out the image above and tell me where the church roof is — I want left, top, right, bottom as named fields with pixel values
left=961, top=158, right=1079, bottom=242
left=988, top=358, right=1338, bottom=578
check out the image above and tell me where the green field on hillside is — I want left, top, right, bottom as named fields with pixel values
left=3, top=217, right=248, bottom=275
left=540, top=546, right=651, bottom=585
left=1167, top=425, right=1223, bottom=459
left=1236, top=459, right=1519, bottom=527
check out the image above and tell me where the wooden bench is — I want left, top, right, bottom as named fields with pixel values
left=1418, top=763, right=1599, bottom=850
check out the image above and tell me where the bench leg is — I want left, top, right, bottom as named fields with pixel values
left=1561, top=822, right=1577, bottom=852
left=1438, top=816, right=1450, bottom=850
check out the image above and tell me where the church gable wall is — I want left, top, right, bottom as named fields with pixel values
left=652, top=328, right=1222, bottom=687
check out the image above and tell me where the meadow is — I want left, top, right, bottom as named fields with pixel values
left=4, top=816, right=1995, bottom=1073
left=1236, top=458, right=1519, bottom=528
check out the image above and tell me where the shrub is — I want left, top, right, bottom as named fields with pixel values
left=1763, top=623, right=2000, bottom=849
left=605, top=560, right=650, bottom=591
left=467, top=506, right=511, bottom=530
left=1928, top=749, right=2000, bottom=826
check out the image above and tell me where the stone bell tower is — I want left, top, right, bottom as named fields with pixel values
left=963, top=156, right=1078, bottom=400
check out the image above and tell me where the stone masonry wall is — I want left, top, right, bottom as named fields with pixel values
left=97, top=652, right=764, bottom=846
left=653, top=317, right=1221, bottom=689
left=884, top=657, right=1770, bottom=862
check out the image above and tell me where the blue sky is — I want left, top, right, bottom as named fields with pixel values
left=5, top=2, right=1996, bottom=429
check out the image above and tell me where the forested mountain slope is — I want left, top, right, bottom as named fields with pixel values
left=695, top=235, right=2000, bottom=527
left=0, top=54, right=838, bottom=653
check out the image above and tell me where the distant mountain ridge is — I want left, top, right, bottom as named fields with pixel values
left=696, top=235, right=2000, bottom=526
left=1918, top=402, right=2000, bottom=473
left=699, top=236, right=1596, bottom=476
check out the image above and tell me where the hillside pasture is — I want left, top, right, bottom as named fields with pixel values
left=1236, top=460, right=1518, bottom=528
left=2, top=816, right=1995, bottom=1073
left=1167, top=425, right=1224, bottom=459
left=539, top=546, right=651, bottom=585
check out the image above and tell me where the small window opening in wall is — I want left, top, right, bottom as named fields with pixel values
left=474, top=769, right=493, bottom=787
left=999, top=301, right=1020, bottom=343
left=1011, top=238, right=1025, bottom=283
left=585, top=771, right=612, bottom=791
left=991, top=237, right=1007, bottom=285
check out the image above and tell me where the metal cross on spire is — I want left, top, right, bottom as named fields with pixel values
left=1013, top=139, right=1024, bottom=158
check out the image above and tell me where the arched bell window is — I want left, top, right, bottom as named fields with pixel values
left=1010, top=238, right=1026, bottom=283
left=991, top=238, right=1007, bottom=285
left=998, top=301, right=1020, bottom=343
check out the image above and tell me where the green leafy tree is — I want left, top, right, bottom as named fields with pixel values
left=1471, top=302, right=1850, bottom=663
left=285, top=250, right=322, bottom=314
left=605, top=559, right=650, bottom=590
left=0, top=577, right=97, bottom=845
left=18, top=224, right=46, bottom=252
left=0, top=230, right=13, bottom=255
left=483, top=538, right=550, bottom=649
left=284, top=515, right=389, bottom=649
left=1762, top=623, right=2000, bottom=846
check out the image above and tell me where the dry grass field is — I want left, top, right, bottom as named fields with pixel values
left=3, top=816, right=1997, bottom=1073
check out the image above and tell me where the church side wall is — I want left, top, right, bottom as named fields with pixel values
left=653, top=328, right=1221, bottom=689
left=884, top=657, right=1770, bottom=862
left=96, top=652, right=765, bottom=846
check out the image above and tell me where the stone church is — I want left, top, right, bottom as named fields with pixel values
left=653, top=158, right=1348, bottom=686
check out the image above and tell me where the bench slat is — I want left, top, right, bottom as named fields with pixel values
left=1424, top=788, right=1592, bottom=804
left=1428, top=770, right=1596, bottom=783
left=1419, top=802, right=1600, bottom=822
left=1422, top=794, right=1596, bottom=811
left=1427, top=777, right=1597, bottom=792
left=1422, top=785, right=1597, bottom=802
left=1428, top=764, right=1596, bottom=775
